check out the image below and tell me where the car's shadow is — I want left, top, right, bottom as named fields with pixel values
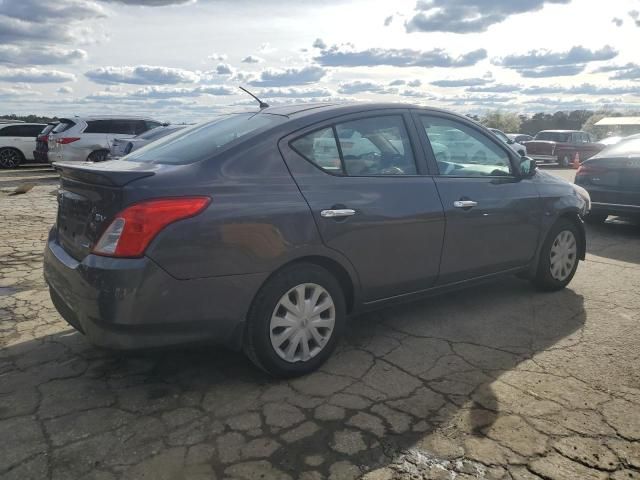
left=0, top=278, right=586, bottom=478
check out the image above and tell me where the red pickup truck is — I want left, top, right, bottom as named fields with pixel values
left=524, top=130, right=605, bottom=167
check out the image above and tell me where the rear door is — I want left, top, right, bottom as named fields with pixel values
left=413, top=112, right=542, bottom=284
left=280, top=110, right=445, bottom=303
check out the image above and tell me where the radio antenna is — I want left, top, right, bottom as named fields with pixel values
left=239, top=86, right=269, bottom=109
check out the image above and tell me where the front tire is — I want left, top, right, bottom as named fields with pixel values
left=0, top=148, right=24, bottom=169
left=531, top=219, right=581, bottom=292
left=559, top=155, right=571, bottom=168
left=244, top=263, right=346, bottom=378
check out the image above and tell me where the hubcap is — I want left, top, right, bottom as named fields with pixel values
left=269, top=283, right=335, bottom=363
left=550, top=230, right=577, bottom=281
left=0, top=150, right=19, bottom=168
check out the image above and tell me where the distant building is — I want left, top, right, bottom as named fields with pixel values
left=594, top=117, right=640, bottom=137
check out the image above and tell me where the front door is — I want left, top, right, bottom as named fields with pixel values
left=414, top=112, right=542, bottom=284
left=280, top=111, right=445, bottom=302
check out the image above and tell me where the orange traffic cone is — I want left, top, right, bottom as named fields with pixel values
left=571, top=152, right=580, bottom=169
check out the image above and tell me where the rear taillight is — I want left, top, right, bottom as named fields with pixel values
left=576, top=164, right=605, bottom=176
left=57, top=137, right=81, bottom=144
left=38, top=135, right=49, bottom=142
left=92, top=197, right=211, bottom=258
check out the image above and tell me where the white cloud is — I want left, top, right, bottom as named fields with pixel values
left=249, top=66, right=326, bottom=87
left=0, top=67, right=76, bottom=83
left=0, top=45, right=87, bottom=66
left=85, top=65, right=200, bottom=84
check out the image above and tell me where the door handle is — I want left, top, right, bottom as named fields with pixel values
left=321, top=209, right=356, bottom=218
left=453, top=200, right=478, bottom=208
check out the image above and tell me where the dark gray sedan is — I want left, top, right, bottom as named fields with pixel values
left=576, top=134, right=640, bottom=223
left=44, top=103, right=590, bottom=377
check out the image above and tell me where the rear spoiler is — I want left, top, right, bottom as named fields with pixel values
left=53, top=161, right=156, bottom=187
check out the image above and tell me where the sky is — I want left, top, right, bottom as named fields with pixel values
left=0, top=0, right=639, bottom=122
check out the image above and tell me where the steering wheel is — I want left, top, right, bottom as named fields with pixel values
left=471, top=150, right=487, bottom=164
left=380, top=166, right=405, bottom=175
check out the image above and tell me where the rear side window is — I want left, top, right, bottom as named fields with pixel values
left=0, top=125, right=43, bottom=136
left=125, top=113, right=284, bottom=165
left=291, top=128, right=342, bottom=173
left=535, top=132, right=571, bottom=142
left=52, top=120, right=75, bottom=133
left=84, top=120, right=111, bottom=134
left=291, top=115, right=417, bottom=176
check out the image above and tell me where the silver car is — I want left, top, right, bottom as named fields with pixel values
left=490, top=128, right=527, bottom=156
left=109, top=125, right=185, bottom=159
left=48, top=116, right=164, bottom=163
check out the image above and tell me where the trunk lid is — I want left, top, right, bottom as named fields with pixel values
left=54, top=160, right=157, bottom=260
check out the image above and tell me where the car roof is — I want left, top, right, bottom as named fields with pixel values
left=70, top=115, right=160, bottom=121
left=246, top=102, right=470, bottom=121
left=0, top=122, right=46, bottom=127
left=538, top=130, right=582, bottom=133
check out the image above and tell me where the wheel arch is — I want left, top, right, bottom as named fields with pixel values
left=261, top=255, right=357, bottom=314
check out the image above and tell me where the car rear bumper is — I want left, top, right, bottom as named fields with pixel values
left=530, top=155, right=558, bottom=164
left=591, top=201, right=640, bottom=216
left=33, top=151, right=48, bottom=162
left=43, top=229, right=268, bottom=351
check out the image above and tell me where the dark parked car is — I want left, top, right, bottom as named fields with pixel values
left=575, top=135, right=640, bottom=223
left=525, top=130, right=604, bottom=167
left=33, top=122, right=58, bottom=163
left=44, top=103, right=590, bottom=377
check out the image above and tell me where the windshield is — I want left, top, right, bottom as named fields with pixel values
left=491, top=129, right=509, bottom=142
left=535, top=131, right=571, bottom=142
left=599, top=137, right=640, bottom=157
left=52, top=119, right=75, bottom=134
left=125, top=113, right=284, bottom=164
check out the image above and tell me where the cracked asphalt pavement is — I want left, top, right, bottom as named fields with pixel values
left=1, top=166, right=639, bottom=480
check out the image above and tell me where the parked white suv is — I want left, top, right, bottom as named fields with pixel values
left=48, top=116, right=164, bottom=163
left=0, top=123, right=46, bottom=168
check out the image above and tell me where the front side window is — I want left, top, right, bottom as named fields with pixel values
left=291, top=115, right=417, bottom=176
left=420, top=116, right=512, bottom=177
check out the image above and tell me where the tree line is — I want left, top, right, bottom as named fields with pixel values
left=470, top=110, right=640, bottom=139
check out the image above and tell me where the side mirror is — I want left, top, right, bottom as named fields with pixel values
left=519, top=156, right=537, bottom=178
left=507, top=139, right=515, bottom=145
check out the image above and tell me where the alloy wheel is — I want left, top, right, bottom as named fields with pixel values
left=0, top=149, right=20, bottom=169
left=269, top=283, right=335, bottom=363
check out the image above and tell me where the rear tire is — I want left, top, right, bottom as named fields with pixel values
left=0, top=148, right=24, bottom=169
left=244, top=263, right=346, bottom=378
left=584, top=212, right=607, bottom=224
left=531, top=218, right=581, bottom=292
left=87, top=150, right=109, bottom=162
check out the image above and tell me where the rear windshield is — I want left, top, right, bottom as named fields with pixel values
left=599, top=137, right=640, bottom=157
left=535, top=131, right=571, bottom=142
left=138, top=125, right=184, bottom=141
left=52, top=120, right=75, bottom=133
left=41, top=124, right=57, bottom=135
left=125, top=113, right=284, bottom=165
